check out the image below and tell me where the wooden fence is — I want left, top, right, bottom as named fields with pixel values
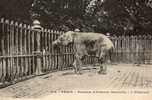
left=0, top=18, right=152, bottom=88
left=0, top=18, right=99, bottom=88
left=110, top=35, right=152, bottom=64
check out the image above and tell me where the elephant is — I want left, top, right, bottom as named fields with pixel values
left=52, top=31, right=114, bottom=75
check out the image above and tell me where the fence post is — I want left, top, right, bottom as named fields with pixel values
left=35, top=30, right=43, bottom=75
left=32, top=20, right=43, bottom=75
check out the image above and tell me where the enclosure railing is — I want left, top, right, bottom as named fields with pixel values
left=0, top=18, right=152, bottom=88
left=0, top=18, right=98, bottom=88
left=110, top=35, right=152, bottom=64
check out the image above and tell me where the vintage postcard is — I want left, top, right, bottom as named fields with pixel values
left=0, top=0, right=152, bottom=100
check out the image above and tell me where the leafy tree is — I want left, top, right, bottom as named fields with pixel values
left=84, top=0, right=152, bottom=35
left=0, top=0, right=33, bottom=23
left=0, top=0, right=152, bottom=35
left=30, top=0, right=85, bottom=31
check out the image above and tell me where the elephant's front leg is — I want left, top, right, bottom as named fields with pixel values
left=73, top=60, right=78, bottom=74
left=98, top=57, right=107, bottom=75
left=73, top=55, right=82, bottom=75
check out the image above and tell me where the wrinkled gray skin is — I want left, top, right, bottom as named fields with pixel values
left=52, top=31, right=114, bottom=75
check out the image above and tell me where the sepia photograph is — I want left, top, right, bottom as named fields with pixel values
left=0, top=0, right=152, bottom=100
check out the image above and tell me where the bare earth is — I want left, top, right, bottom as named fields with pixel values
left=0, top=64, right=152, bottom=98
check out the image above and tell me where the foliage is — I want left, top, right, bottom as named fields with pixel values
left=109, top=0, right=152, bottom=35
left=0, top=0, right=33, bottom=23
left=30, top=0, right=85, bottom=31
left=0, top=0, right=152, bottom=35
left=84, top=0, right=152, bottom=35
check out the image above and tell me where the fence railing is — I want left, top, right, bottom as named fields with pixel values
left=0, top=18, right=152, bottom=88
left=0, top=18, right=98, bottom=88
left=110, top=35, right=152, bottom=64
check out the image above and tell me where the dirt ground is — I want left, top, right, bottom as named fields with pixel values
left=0, top=64, right=152, bottom=99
